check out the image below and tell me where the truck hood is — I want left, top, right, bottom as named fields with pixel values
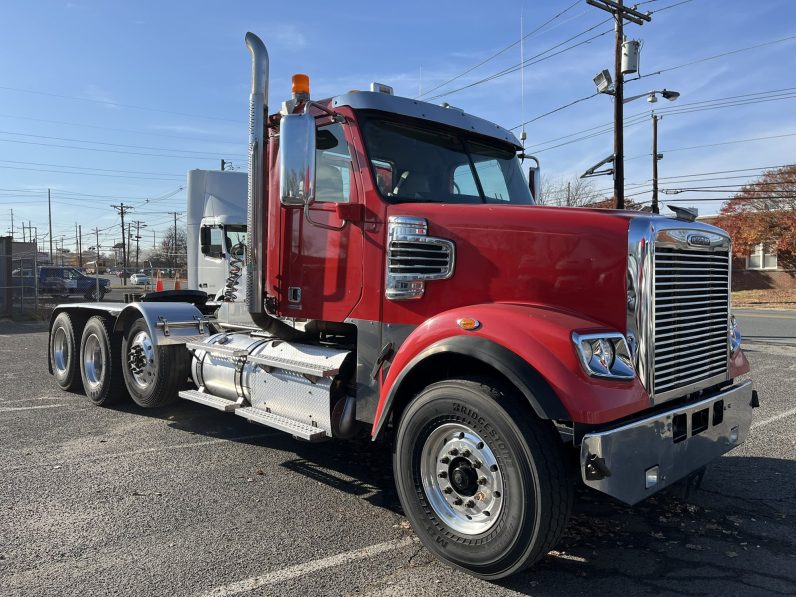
left=384, top=203, right=636, bottom=330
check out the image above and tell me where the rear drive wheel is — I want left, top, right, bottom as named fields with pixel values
left=50, top=312, right=82, bottom=392
left=121, top=317, right=188, bottom=408
left=79, top=316, right=127, bottom=406
left=393, top=377, right=572, bottom=579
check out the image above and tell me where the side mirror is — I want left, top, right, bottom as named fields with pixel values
left=528, top=165, right=541, bottom=201
left=199, top=226, right=211, bottom=255
left=279, top=112, right=316, bottom=207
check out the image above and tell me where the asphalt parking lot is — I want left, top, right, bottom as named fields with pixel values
left=1, top=323, right=794, bottom=597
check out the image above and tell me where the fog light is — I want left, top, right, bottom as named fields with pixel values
left=729, top=426, right=739, bottom=444
left=645, top=465, right=659, bottom=489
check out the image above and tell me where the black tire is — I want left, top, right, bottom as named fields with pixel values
left=79, top=316, right=128, bottom=406
left=121, top=317, right=189, bottom=408
left=393, top=376, right=573, bottom=579
left=50, top=312, right=83, bottom=392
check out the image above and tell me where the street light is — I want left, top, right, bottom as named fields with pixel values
left=626, top=89, right=682, bottom=214
left=622, top=88, right=680, bottom=104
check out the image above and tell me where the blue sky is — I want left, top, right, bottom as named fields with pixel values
left=1, top=0, right=794, bottom=253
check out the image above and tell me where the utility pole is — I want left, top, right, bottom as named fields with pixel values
left=78, top=224, right=83, bottom=267
left=127, top=222, right=132, bottom=272
left=111, top=203, right=132, bottom=285
left=132, top=220, right=146, bottom=271
left=94, top=227, right=101, bottom=301
left=221, top=159, right=226, bottom=171
left=9, top=209, right=13, bottom=240
left=587, top=0, right=651, bottom=209
left=48, top=188, right=53, bottom=263
left=75, top=223, right=81, bottom=268
left=651, top=113, right=661, bottom=214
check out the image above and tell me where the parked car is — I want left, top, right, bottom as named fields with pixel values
left=28, top=266, right=112, bottom=300
left=130, top=273, right=150, bottom=286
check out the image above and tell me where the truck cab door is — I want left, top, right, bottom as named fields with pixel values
left=277, top=119, right=363, bottom=322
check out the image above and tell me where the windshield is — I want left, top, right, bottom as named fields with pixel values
left=360, top=114, right=533, bottom=205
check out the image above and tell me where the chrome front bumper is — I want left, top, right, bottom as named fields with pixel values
left=580, top=380, right=755, bottom=505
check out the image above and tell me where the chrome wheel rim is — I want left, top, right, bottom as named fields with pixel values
left=420, top=422, right=504, bottom=535
left=53, top=327, right=69, bottom=374
left=127, top=330, right=156, bottom=390
left=82, top=333, right=104, bottom=389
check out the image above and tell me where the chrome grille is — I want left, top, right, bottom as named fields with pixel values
left=388, top=241, right=452, bottom=276
left=653, top=246, right=729, bottom=397
left=386, top=216, right=455, bottom=300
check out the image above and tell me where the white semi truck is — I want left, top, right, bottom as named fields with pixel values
left=186, top=169, right=247, bottom=298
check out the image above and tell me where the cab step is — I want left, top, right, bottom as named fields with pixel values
left=247, top=343, right=347, bottom=377
left=185, top=342, right=248, bottom=358
left=178, top=389, right=239, bottom=412
left=235, top=406, right=327, bottom=441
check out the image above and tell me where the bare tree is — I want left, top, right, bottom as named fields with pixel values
left=536, top=176, right=600, bottom=207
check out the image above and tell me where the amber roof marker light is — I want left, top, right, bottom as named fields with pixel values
left=292, top=73, right=310, bottom=99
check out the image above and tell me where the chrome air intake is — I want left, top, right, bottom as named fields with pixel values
left=628, top=219, right=731, bottom=405
left=245, top=32, right=268, bottom=314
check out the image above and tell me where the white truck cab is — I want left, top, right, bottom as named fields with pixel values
left=186, top=169, right=247, bottom=299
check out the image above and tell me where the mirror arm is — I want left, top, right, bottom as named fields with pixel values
left=302, top=100, right=345, bottom=123
left=303, top=202, right=347, bottom=231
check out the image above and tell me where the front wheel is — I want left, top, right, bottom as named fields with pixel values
left=393, top=377, right=573, bottom=579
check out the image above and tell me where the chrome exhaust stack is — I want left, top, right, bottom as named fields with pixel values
left=245, top=32, right=268, bottom=315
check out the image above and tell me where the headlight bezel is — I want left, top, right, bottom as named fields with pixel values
left=572, top=331, right=636, bottom=381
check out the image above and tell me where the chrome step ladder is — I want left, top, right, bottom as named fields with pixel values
left=178, top=389, right=240, bottom=412
left=235, top=406, right=327, bottom=441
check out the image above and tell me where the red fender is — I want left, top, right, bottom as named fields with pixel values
left=372, top=303, right=651, bottom=437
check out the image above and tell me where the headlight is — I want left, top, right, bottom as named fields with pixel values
left=729, top=314, right=742, bottom=354
left=572, top=332, right=635, bottom=380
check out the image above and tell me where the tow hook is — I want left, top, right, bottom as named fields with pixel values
left=751, top=390, right=760, bottom=408
left=584, top=453, right=612, bottom=481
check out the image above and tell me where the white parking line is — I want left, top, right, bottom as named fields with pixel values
left=198, top=537, right=417, bottom=597
left=0, top=432, right=277, bottom=472
left=751, top=406, right=796, bottom=430
left=0, top=404, right=66, bottom=412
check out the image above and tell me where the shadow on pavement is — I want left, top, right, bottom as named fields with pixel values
left=107, top=398, right=796, bottom=595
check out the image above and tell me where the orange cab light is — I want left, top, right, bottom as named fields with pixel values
left=457, top=318, right=481, bottom=331
left=292, top=73, right=310, bottom=95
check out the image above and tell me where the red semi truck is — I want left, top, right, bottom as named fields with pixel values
left=47, top=33, right=756, bottom=578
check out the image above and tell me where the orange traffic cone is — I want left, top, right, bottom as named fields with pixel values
left=155, top=270, right=164, bottom=292
left=173, top=274, right=181, bottom=290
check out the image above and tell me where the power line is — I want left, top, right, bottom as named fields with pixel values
left=0, top=129, right=245, bottom=157
left=0, top=136, right=244, bottom=161
left=0, top=159, right=183, bottom=178
left=0, top=164, right=184, bottom=181
left=0, top=85, right=240, bottom=123
left=0, top=112, right=242, bottom=146
left=415, top=0, right=582, bottom=99
left=424, top=19, right=614, bottom=101
left=634, top=33, right=796, bottom=80
left=626, top=131, right=796, bottom=160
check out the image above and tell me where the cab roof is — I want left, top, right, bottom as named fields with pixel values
left=331, top=91, right=523, bottom=149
